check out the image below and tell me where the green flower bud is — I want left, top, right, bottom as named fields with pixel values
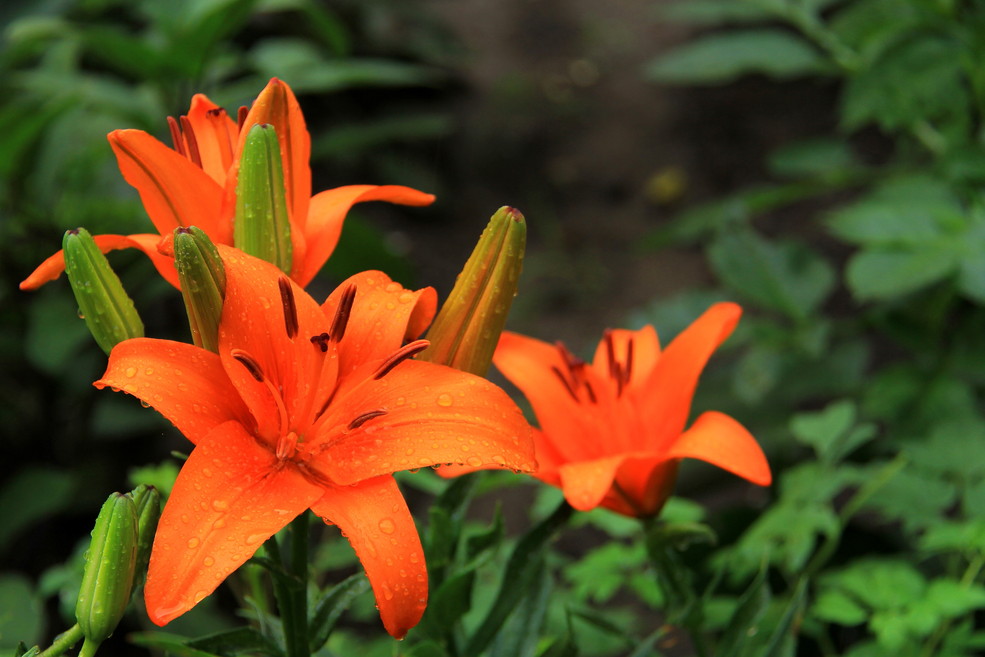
left=420, top=206, right=526, bottom=375
left=174, top=227, right=226, bottom=353
left=234, top=123, right=292, bottom=274
left=128, top=484, right=162, bottom=590
left=76, top=492, right=138, bottom=653
left=63, top=228, right=144, bottom=355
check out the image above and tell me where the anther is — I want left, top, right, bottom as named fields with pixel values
left=330, top=284, right=357, bottom=342
left=623, top=338, right=634, bottom=385
left=206, top=108, right=225, bottom=118
left=278, top=276, right=299, bottom=340
left=166, top=116, right=186, bottom=157
left=551, top=366, right=580, bottom=403
left=179, top=115, right=202, bottom=168
left=237, top=106, right=249, bottom=131
left=231, top=350, right=264, bottom=382
left=582, top=380, right=598, bottom=404
left=310, top=333, right=331, bottom=352
left=347, top=409, right=388, bottom=431
left=374, top=340, right=430, bottom=380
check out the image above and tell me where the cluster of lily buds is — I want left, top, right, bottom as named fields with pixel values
left=75, top=486, right=161, bottom=657
left=61, top=121, right=526, bottom=377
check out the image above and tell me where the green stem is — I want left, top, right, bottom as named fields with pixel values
left=77, top=639, right=100, bottom=657
left=921, top=552, right=985, bottom=657
left=267, top=513, right=311, bottom=657
left=38, top=625, right=84, bottom=657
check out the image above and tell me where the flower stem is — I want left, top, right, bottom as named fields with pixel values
left=272, top=512, right=310, bottom=657
left=38, top=624, right=84, bottom=657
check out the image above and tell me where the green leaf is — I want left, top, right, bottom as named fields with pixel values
left=845, top=248, right=958, bottom=301
left=813, top=589, right=869, bottom=626
left=717, top=566, right=771, bottom=657
left=863, top=466, right=955, bottom=532
left=0, top=467, right=76, bottom=556
left=416, top=570, right=475, bottom=641
left=767, top=138, right=857, bottom=179
left=464, top=501, right=573, bottom=656
left=790, top=400, right=876, bottom=463
left=708, top=226, right=835, bottom=319
left=308, top=573, right=371, bottom=651
left=186, top=627, right=278, bottom=655
left=645, top=29, right=826, bottom=85
left=490, top=567, right=552, bottom=657
left=0, top=575, right=44, bottom=651
left=656, top=0, right=780, bottom=25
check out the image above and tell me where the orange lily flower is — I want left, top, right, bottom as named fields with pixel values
left=492, top=302, right=770, bottom=518
left=21, top=78, right=434, bottom=291
left=95, top=247, right=534, bottom=637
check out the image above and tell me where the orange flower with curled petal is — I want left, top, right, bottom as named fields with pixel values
left=21, top=78, right=434, bottom=291
left=95, top=247, right=534, bottom=637
left=493, top=303, right=770, bottom=518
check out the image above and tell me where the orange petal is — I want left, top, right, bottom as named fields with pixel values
left=185, top=94, right=238, bottom=187
left=493, top=331, right=606, bottom=463
left=321, top=271, right=437, bottom=376
left=637, top=302, right=742, bottom=451
left=295, top=185, right=436, bottom=286
left=557, top=455, right=631, bottom=511
left=20, top=233, right=179, bottom=290
left=603, top=457, right=679, bottom=517
left=216, top=247, right=334, bottom=439
left=95, top=338, right=250, bottom=445
left=666, top=411, right=771, bottom=486
left=108, top=129, right=228, bottom=241
left=591, top=325, right=661, bottom=390
left=309, top=475, right=427, bottom=639
left=237, top=78, right=310, bottom=235
left=314, top=359, right=535, bottom=484
left=144, top=421, right=323, bottom=626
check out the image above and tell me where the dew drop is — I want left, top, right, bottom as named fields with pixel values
left=211, top=499, right=228, bottom=511
left=436, top=393, right=453, bottom=407
left=144, top=367, right=154, bottom=376
left=378, top=518, right=396, bottom=535
left=140, top=400, right=151, bottom=408
left=193, top=590, right=208, bottom=603
left=203, top=556, right=215, bottom=567
left=398, top=291, right=414, bottom=304
left=187, top=537, right=200, bottom=549
left=382, top=584, right=394, bottom=601
left=245, top=533, right=266, bottom=545
left=125, top=367, right=137, bottom=378
left=466, top=456, right=483, bottom=467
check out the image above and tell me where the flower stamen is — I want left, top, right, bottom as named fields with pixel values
left=279, top=276, right=299, bottom=340
left=347, top=409, right=388, bottom=431
left=330, top=284, right=357, bottom=342
left=231, top=348, right=290, bottom=439
left=374, top=340, right=430, bottom=380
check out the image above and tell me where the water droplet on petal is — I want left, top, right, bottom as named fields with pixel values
left=436, top=393, right=453, bottom=407
left=125, top=367, right=137, bottom=378
left=203, top=556, right=215, bottom=567
left=187, top=537, right=200, bottom=549
left=211, top=499, right=228, bottom=511
left=466, top=456, right=483, bottom=467
left=378, top=518, right=396, bottom=535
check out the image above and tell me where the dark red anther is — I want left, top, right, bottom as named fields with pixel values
left=179, top=115, right=202, bottom=168
left=278, top=276, right=299, bottom=340
left=237, top=105, right=249, bottom=131
left=551, top=365, right=579, bottom=403
left=231, top=351, right=264, bottom=382
left=347, top=409, right=388, bottom=431
left=310, top=332, right=331, bottom=353
left=330, top=284, right=357, bottom=342
left=374, top=340, right=430, bottom=380
left=166, top=116, right=186, bottom=157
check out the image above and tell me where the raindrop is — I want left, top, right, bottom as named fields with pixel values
left=203, top=556, right=215, bottom=567
left=212, top=499, right=228, bottom=511
left=187, top=537, right=200, bottom=549
left=140, top=400, right=151, bottom=408
left=378, top=518, right=396, bottom=535
left=466, top=456, right=483, bottom=467
left=125, top=367, right=137, bottom=378
left=144, top=368, right=155, bottom=376
left=436, top=393, right=453, bottom=407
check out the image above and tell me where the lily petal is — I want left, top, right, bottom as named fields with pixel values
left=145, top=421, right=323, bottom=626
left=493, top=331, right=605, bottom=462
left=666, top=411, right=772, bottom=486
left=316, top=360, right=534, bottom=484
left=309, top=475, right=426, bottom=639
left=185, top=94, right=238, bottom=186
left=95, top=338, right=250, bottom=445
left=217, top=247, right=335, bottom=438
left=108, top=130, right=227, bottom=241
left=20, top=233, right=175, bottom=290
left=639, top=302, right=741, bottom=451
left=322, top=271, right=437, bottom=375
left=558, top=455, right=631, bottom=511
left=591, top=325, right=661, bottom=390
left=295, top=185, right=437, bottom=286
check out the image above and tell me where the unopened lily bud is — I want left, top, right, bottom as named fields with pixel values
left=420, top=206, right=526, bottom=375
left=76, top=492, right=138, bottom=654
left=63, top=228, right=144, bottom=355
left=234, top=123, right=292, bottom=274
left=174, top=227, right=226, bottom=352
left=128, top=484, right=162, bottom=590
